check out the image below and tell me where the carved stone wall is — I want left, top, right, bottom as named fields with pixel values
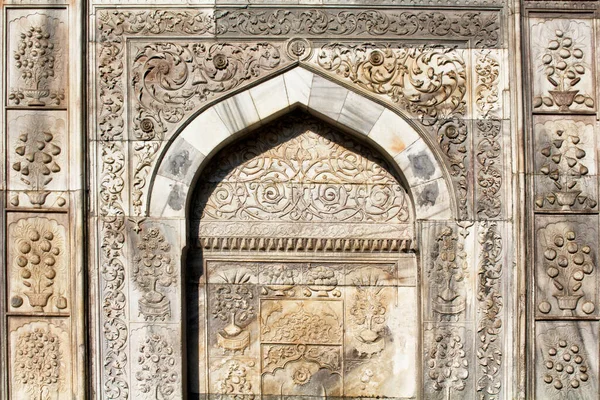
left=0, top=2, right=84, bottom=400
left=523, top=3, right=600, bottom=399
left=0, top=0, right=584, bottom=398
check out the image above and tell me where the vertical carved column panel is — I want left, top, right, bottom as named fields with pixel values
left=1, top=2, right=83, bottom=399
left=525, top=5, right=600, bottom=399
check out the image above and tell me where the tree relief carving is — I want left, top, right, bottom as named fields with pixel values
left=134, top=330, right=179, bottom=399
left=537, top=324, right=597, bottom=400
left=535, top=119, right=597, bottom=211
left=8, top=12, right=66, bottom=106
left=425, top=325, right=470, bottom=400
left=531, top=19, right=595, bottom=113
left=537, top=222, right=596, bottom=317
left=192, top=112, right=413, bottom=244
left=132, top=226, right=177, bottom=321
left=428, top=227, right=469, bottom=321
left=9, top=113, right=66, bottom=207
left=9, top=217, right=67, bottom=312
left=10, top=321, right=71, bottom=400
left=211, top=272, right=257, bottom=355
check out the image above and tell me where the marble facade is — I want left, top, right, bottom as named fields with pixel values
left=0, top=0, right=599, bottom=399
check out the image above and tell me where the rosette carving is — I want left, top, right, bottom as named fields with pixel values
left=317, top=44, right=467, bottom=125
left=132, top=42, right=285, bottom=140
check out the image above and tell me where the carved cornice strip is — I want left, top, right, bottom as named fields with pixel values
left=213, top=9, right=501, bottom=48
left=199, top=236, right=412, bottom=253
left=96, top=8, right=501, bottom=48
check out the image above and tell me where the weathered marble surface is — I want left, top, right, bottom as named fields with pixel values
left=1, top=0, right=599, bottom=399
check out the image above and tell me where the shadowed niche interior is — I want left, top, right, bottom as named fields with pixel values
left=186, top=110, right=419, bottom=399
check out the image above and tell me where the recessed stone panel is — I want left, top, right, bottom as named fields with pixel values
left=535, top=215, right=598, bottom=318
left=7, top=213, right=70, bottom=314
left=536, top=321, right=598, bottom=399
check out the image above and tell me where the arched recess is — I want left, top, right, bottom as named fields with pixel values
left=144, top=66, right=456, bottom=398
left=148, top=66, right=455, bottom=221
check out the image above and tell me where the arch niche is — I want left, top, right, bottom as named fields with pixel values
left=148, top=67, right=455, bottom=399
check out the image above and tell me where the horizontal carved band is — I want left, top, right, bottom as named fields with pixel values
left=198, top=236, right=412, bottom=253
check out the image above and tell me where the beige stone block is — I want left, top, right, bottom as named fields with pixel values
left=181, top=107, right=231, bottom=156
left=249, top=75, right=290, bottom=121
left=283, top=67, right=313, bottom=107
left=338, top=91, right=384, bottom=135
left=368, top=109, right=420, bottom=158
left=394, top=138, right=443, bottom=187
left=308, top=75, right=349, bottom=121
left=213, top=91, right=260, bottom=134
left=150, top=175, right=189, bottom=218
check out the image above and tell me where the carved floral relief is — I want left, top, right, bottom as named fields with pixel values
left=536, top=322, right=598, bottom=400
left=7, top=111, right=68, bottom=208
left=9, top=319, right=71, bottom=400
left=92, top=6, right=504, bottom=399
left=130, top=326, right=182, bottom=400
left=534, top=118, right=597, bottom=212
left=129, top=220, right=181, bottom=323
left=424, top=324, right=472, bottom=400
left=476, top=222, right=504, bottom=399
left=531, top=19, right=596, bottom=113
left=536, top=218, right=598, bottom=317
left=192, top=112, right=414, bottom=247
left=200, top=259, right=415, bottom=398
left=131, top=41, right=288, bottom=141
left=7, top=10, right=66, bottom=107
left=8, top=215, right=68, bottom=313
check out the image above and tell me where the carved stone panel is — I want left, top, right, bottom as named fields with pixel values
left=7, top=214, right=69, bottom=314
left=130, top=324, right=182, bottom=400
left=128, top=220, right=182, bottom=323
left=6, top=110, right=68, bottom=209
left=7, top=9, right=67, bottom=107
left=535, top=216, right=598, bottom=318
left=534, top=117, right=597, bottom=212
left=536, top=322, right=598, bottom=399
left=8, top=318, right=72, bottom=400
left=200, top=258, right=417, bottom=399
left=421, top=222, right=475, bottom=323
left=530, top=18, right=596, bottom=113
left=191, top=111, right=415, bottom=248
left=424, top=323, right=474, bottom=400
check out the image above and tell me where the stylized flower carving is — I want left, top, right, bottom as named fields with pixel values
left=292, top=366, right=312, bottom=386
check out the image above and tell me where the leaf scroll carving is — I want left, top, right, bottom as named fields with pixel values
left=192, top=112, right=413, bottom=246
left=315, top=43, right=470, bottom=219
left=476, top=222, right=503, bottom=399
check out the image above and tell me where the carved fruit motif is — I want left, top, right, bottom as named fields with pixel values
left=543, top=230, right=594, bottom=314
left=533, top=22, right=595, bottom=111
left=543, top=339, right=589, bottom=394
left=12, top=218, right=64, bottom=311
left=14, top=327, right=62, bottom=399
left=11, top=116, right=62, bottom=207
